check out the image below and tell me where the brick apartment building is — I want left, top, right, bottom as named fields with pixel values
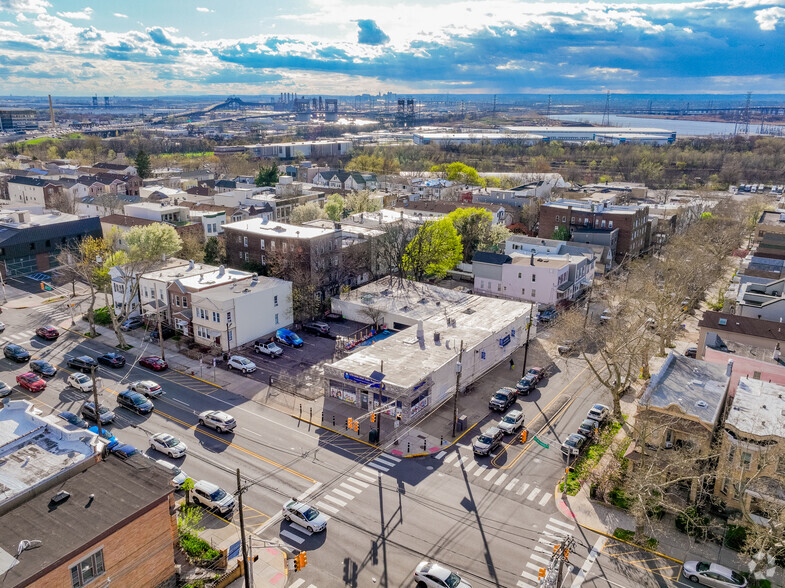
left=538, top=199, right=650, bottom=262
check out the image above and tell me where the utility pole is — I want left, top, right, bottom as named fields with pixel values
left=155, top=283, right=165, bottom=361
left=583, top=285, right=593, bottom=330
left=236, top=468, right=252, bottom=588
left=90, top=365, right=102, bottom=439
left=556, top=536, right=575, bottom=587
left=520, top=309, right=535, bottom=378
left=452, top=340, right=464, bottom=437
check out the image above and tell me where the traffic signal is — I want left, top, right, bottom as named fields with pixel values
left=521, top=429, right=528, bottom=443
left=40, top=281, right=45, bottom=290
left=538, top=568, right=546, bottom=579
left=564, top=549, right=570, bottom=560
left=354, top=421, right=359, bottom=432
left=293, top=554, right=300, bottom=572
left=293, top=552, right=307, bottom=571
left=370, top=413, right=376, bottom=423
left=396, top=413, right=402, bottom=421
left=553, top=544, right=561, bottom=553
left=347, top=417, right=353, bottom=430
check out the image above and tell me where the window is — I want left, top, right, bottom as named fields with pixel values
left=174, top=295, right=181, bottom=307
left=226, top=311, right=232, bottom=324
left=283, top=242, right=288, bottom=253
left=532, top=274, right=536, bottom=282
left=608, top=221, right=613, bottom=228
left=196, top=325, right=210, bottom=339
left=275, top=313, right=279, bottom=325
left=182, top=297, right=188, bottom=308
left=70, top=549, right=105, bottom=587
left=274, top=295, right=278, bottom=307
left=521, top=288, right=525, bottom=296
left=143, top=287, right=149, bottom=298
left=518, top=273, right=522, bottom=279
left=270, top=241, right=276, bottom=251
left=260, top=255, right=265, bottom=265
left=243, top=236, right=248, bottom=247
left=196, top=307, right=207, bottom=320
left=244, top=252, right=249, bottom=261
left=562, top=216, right=566, bottom=222
left=721, top=477, right=729, bottom=495
left=212, top=311, right=220, bottom=323
left=571, top=217, right=574, bottom=223
left=30, top=242, right=35, bottom=250
left=228, top=330, right=233, bottom=342
left=741, top=452, right=752, bottom=471
left=260, top=239, right=265, bottom=250
left=531, top=289, right=536, bottom=297
left=45, top=239, right=51, bottom=247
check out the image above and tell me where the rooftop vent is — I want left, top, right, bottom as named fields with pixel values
left=695, top=400, right=708, bottom=409
left=51, top=491, right=71, bottom=504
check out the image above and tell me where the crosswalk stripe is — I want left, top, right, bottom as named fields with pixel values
left=494, top=473, right=508, bottom=486
left=288, top=579, right=305, bottom=588
left=315, top=501, right=338, bottom=514
left=366, top=461, right=389, bottom=472
left=374, top=456, right=398, bottom=467
left=332, top=489, right=354, bottom=500
left=539, top=493, right=552, bottom=506
left=383, top=454, right=401, bottom=462
left=354, top=471, right=376, bottom=483
left=280, top=530, right=305, bottom=544
left=517, top=581, right=536, bottom=588
left=546, top=524, right=569, bottom=534
left=527, top=488, right=541, bottom=501
left=505, top=478, right=519, bottom=491
left=340, top=482, right=363, bottom=494
left=534, top=545, right=551, bottom=554
left=453, top=455, right=467, bottom=468
left=463, top=460, right=477, bottom=473
left=473, top=464, right=487, bottom=477
left=435, top=451, right=447, bottom=459
left=517, top=483, right=531, bottom=496
left=539, top=538, right=556, bottom=545
left=289, top=526, right=313, bottom=537
left=361, top=466, right=381, bottom=476
left=549, top=517, right=575, bottom=530
left=526, top=562, right=542, bottom=572
left=324, top=495, right=347, bottom=507
left=443, top=452, right=457, bottom=464
left=530, top=554, right=550, bottom=565
left=521, top=570, right=541, bottom=582
left=484, top=469, right=498, bottom=482
left=347, top=477, right=370, bottom=489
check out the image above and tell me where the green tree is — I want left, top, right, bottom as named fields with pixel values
left=552, top=225, right=570, bottom=241
left=446, top=207, right=494, bottom=264
left=126, top=223, right=182, bottom=261
left=429, top=161, right=485, bottom=187
left=134, top=149, right=151, bottom=179
left=290, top=202, right=327, bottom=224
left=203, top=236, right=227, bottom=265
left=177, top=232, right=205, bottom=263
left=345, top=190, right=381, bottom=214
left=324, top=194, right=346, bottom=221
left=401, top=218, right=462, bottom=281
left=255, top=164, right=279, bottom=187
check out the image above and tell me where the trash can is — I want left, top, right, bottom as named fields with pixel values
left=369, top=429, right=379, bottom=444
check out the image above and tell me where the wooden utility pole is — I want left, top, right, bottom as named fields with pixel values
left=452, top=340, right=464, bottom=437
left=520, top=309, right=534, bottom=378
left=236, top=468, right=251, bottom=588
left=90, top=365, right=102, bottom=439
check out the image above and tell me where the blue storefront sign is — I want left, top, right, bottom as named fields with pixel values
left=499, top=334, right=511, bottom=347
left=344, top=372, right=385, bottom=390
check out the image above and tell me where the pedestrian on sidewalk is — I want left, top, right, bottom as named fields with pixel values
left=509, top=357, right=515, bottom=370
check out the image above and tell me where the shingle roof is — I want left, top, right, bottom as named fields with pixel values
left=7, top=176, right=54, bottom=187
left=100, top=214, right=157, bottom=228
left=698, top=310, right=785, bottom=343
left=92, top=162, right=130, bottom=171
left=472, top=251, right=512, bottom=265
left=215, top=179, right=236, bottom=188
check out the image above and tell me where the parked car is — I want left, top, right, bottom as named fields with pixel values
left=35, top=325, right=60, bottom=340
left=110, top=444, right=140, bottom=460
left=561, top=433, right=587, bottom=458
left=525, top=367, right=545, bottom=383
left=587, top=404, right=611, bottom=424
left=198, top=410, right=236, bottom=433
left=81, top=401, right=116, bottom=425
left=537, top=308, right=558, bottom=323
left=30, top=359, right=57, bottom=377
left=275, top=328, right=303, bottom=348
left=0, top=321, right=4, bottom=332
left=516, top=374, right=538, bottom=395
left=578, top=418, right=600, bottom=438
left=303, top=321, right=330, bottom=336
left=192, top=480, right=235, bottom=514
left=67, top=355, right=98, bottom=372
left=129, top=380, right=163, bottom=398
left=682, top=561, right=747, bottom=587
left=120, top=316, right=144, bottom=331
left=253, top=340, right=283, bottom=358
left=557, top=340, right=578, bottom=356
left=489, top=387, right=516, bottom=412
left=4, top=344, right=30, bottom=363
left=282, top=499, right=328, bottom=532
left=67, top=372, right=93, bottom=392
left=473, top=426, right=504, bottom=456
left=599, top=309, right=613, bottom=324
left=117, top=390, right=154, bottom=415
left=685, top=346, right=698, bottom=359
left=58, top=411, right=89, bottom=429
left=414, top=561, right=472, bottom=588
left=16, top=372, right=46, bottom=392
left=227, top=355, right=257, bottom=374
left=139, top=356, right=168, bottom=371
left=97, top=352, right=126, bottom=368
left=498, top=409, right=525, bottom=434
left=0, top=381, right=12, bottom=398
left=88, top=425, right=118, bottom=448
left=149, top=325, right=176, bottom=341
left=155, top=459, right=188, bottom=488
left=149, top=432, right=187, bottom=458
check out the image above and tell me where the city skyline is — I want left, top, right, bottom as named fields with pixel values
left=0, top=0, right=784, bottom=96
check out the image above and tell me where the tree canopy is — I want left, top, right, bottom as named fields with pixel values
left=255, top=164, right=280, bottom=187
left=429, top=161, right=485, bottom=187
left=126, top=223, right=183, bottom=262
left=324, top=194, right=346, bottom=221
left=346, top=153, right=401, bottom=175
left=289, top=202, right=327, bottom=224
left=134, top=150, right=151, bottom=179
left=345, top=190, right=381, bottom=214
left=401, top=218, right=462, bottom=281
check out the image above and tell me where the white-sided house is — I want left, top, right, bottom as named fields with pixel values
left=189, top=209, right=227, bottom=238
left=123, top=202, right=190, bottom=224
left=108, top=258, right=193, bottom=319
left=190, top=275, right=292, bottom=352
left=734, top=278, right=785, bottom=322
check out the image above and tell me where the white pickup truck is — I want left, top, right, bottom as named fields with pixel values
left=253, top=340, right=283, bottom=358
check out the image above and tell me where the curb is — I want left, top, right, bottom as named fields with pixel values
left=574, top=521, right=684, bottom=564
left=398, top=420, right=480, bottom=458
left=172, top=368, right=223, bottom=389
left=291, top=415, right=380, bottom=450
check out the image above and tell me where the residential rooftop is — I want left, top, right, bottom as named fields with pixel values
left=699, top=310, right=785, bottom=344
left=757, top=210, right=785, bottom=227
left=727, top=378, right=785, bottom=438
left=0, top=208, right=80, bottom=228
left=223, top=218, right=338, bottom=239
left=509, top=252, right=573, bottom=268
left=140, top=260, right=218, bottom=282
left=124, top=202, right=188, bottom=213
left=190, top=274, right=288, bottom=301
left=176, top=266, right=254, bottom=290
left=543, top=199, right=648, bottom=214
left=100, top=214, right=158, bottom=227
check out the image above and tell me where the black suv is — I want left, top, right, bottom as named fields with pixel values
left=117, top=390, right=154, bottom=415
left=489, top=387, right=516, bottom=412
left=4, top=344, right=30, bottom=363
left=149, top=325, right=176, bottom=341
left=67, top=355, right=98, bottom=372
left=303, top=321, right=330, bottom=336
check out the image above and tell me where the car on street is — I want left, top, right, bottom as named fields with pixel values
left=275, top=328, right=303, bottom=348
left=120, top=316, right=144, bottom=331
left=192, top=480, right=235, bottom=514
left=685, top=346, right=698, bottom=359
left=81, top=401, right=116, bottom=425
left=0, top=321, right=4, bottom=332
left=139, top=356, right=168, bottom=371
left=682, top=561, right=747, bottom=587
left=97, top=352, right=126, bottom=368
left=561, top=433, right=587, bottom=458
left=30, top=359, right=57, bottom=377
left=0, top=381, right=12, bottom=398
left=198, top=410, right=236, bottom=433
left=489, top=387, right=516, bottom=412
left=587, top=404, right=611, bottom=424
left=498, top=409, right=525, bottom=434
left=67, top=372, right=94, bottom=392
left=473, top=426, right=504, bottom=456
left=149, top=432, right=187, bottom=458
left=129, top=380, right=163, bottom=397
left=525, top=367, right=545, bottom=383
left=67, top=355, right=98, bottom=372
left=117, top=390, right=154, bottom=415
left=578, top=418, right=600, bottom=438
left=516, top=374, right=538, bottom=395
left=253, top=340, right=283, bottom=358
left=16, top=372, right=46, bottom=392
left=303, top=321, right=330, bottom=336
left=149, top=325, right=176, bottom=341
left=155, top=459, right=188, bottom=488
left=227, top=355, right=257, bottom=373
left=88, top=425, right=118, bottom=448
left=557, top=340, right=578, bottom=356
left=4, top=344, right=30, bottom=363
left=109, top=444, right=140, bottom=460
left=282, top=499, right=328, bottom=532
left=414, top=561, right=472, bottom=588
left=36, top=325, right=60, bottom=340
left=58, top=411, right=89, bottom=429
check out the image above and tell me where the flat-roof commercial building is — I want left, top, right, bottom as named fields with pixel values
left=325, top=279, right=534, bottom=424
left=0, top=108, right=37, bottom=131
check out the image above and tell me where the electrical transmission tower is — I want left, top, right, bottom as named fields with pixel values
left=546, top=95, right=551, bottom=122
left=740, top=91, right=752, bottom=135
left=601, top=91, right=611, bottom=126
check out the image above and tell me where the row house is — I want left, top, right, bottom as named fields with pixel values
left=92, top=161, right=137, bottom=175
left=312, top=171, right=377, bottom=192
left=6, top=176, right=64, bottom=209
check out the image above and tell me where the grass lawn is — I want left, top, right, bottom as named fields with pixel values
left=560, top=420, right=623, bottom=495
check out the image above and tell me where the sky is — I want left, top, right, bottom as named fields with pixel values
left=0, top=0, right=784, bottom=96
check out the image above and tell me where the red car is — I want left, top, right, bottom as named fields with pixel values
left=526, top=367, right=546, bottom=383
left=140, top=356, right=168, bottom=371
left=16, top=372, right=46, bottom=392
left=36, top=326, right=60, bottom=340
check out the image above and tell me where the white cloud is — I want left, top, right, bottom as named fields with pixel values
left=0, top=0, right=50, bottom=14
left=56, top=7, right=93, bottom=20
left=113, top=12, right=127, bottom=18
left=755, top=6, right=785, bottom=30
left=196, top=6, right=213, bottom=12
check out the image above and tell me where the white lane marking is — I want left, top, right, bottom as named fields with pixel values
left=340, top=482, right=363, bottom=494
left=517, top=581, right=536, bottom=588
left=374, top=456, right=398, bottom=467
left=546, top=524, right=569, bottom=534
left=289, top=526, right=313, bottom=537
left=280, top=529, right=304, bottom=544
left=366, top=461, right=389, bottom=472
left=530, top=554, right=551, bottom=565
left=516, top=483, right=531, bottom=496
left=473, top=464, right=487, bottom=477
left=571, top=537, right=606, bottom=587
left=526, top=562, right=542, bottom=572
left=353, top=471, right=376, bottom=483
left=323, top=495, right=346, bottom=507
left=534, top=545, right=551, bottom=554
left=347, top=477, right=370, bottom=489
left=521, top=570, right=541, bottom=582
left=463, top=460, right=477, bottom=473
left=435, top=451, right=447, bottom=459
left=549, top=518, right=576, bottom=530
left=494, top=472, right=508, bottom=486
left=361, top=466, right=382, bottom=476
left=539, top=493, right=552, bottom=506
left=383, top=454, right=401, bottom=462
left=315, top=501, right=338, bottom=514
left=172, top=398, right=190, bottom=406
left=288, top=580, right=305, bottom=588
left=505, top=478, right=519, bottom=491
left=484, top=469, right=498, bottom=482
left=539, top=538, right=556, bottom=545
left=443, top=452, right=457, bottom=464
left=453, top=455, right=467, bottom=467
left=332, top=489, right=354, bottom=500
left=527, top=488, right=541, bottom=501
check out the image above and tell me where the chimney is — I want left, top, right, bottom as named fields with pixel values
left=726, top=359, right=733, bottom=377
left=187, top=260, right=194, bottom=271
left=530, top=253, right=534, bottom=266
left=417, top=319, right=424, bottom=342
left=218, top=265, right=225, bottom=278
